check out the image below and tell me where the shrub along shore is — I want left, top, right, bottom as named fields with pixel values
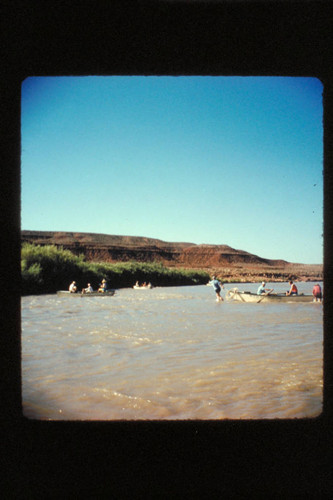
left=21, top=243, right=210, bottom=295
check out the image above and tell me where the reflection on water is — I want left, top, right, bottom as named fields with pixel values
left=21, top=282, right=323, bottom=420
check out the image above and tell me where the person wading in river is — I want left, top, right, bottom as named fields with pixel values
left=312, top=283, right=322, bottom=302
left=209, top=275, right=224, bottom=302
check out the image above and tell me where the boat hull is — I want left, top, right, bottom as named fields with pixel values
left=226, top=288, right=314, bottom=303
left=133, top=285, right=153, bottom=289
left=57, top=290, right=115, bottom=297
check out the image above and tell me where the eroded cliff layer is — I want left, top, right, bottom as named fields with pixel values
left=21, top=230, right=322, bottom=281
left=21, top=231, right=277, bottom=265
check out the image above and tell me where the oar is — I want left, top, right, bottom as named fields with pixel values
left=257, top=289, right=274, bottom=303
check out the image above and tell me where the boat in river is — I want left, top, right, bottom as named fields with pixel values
left=226, top=288, right=314, bottom=303
left=133, top=284, right=153, bottom=289
left=57, top=290, right=116, bottom=297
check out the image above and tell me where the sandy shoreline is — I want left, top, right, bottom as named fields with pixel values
left=184, top=263, right=323, bottom=283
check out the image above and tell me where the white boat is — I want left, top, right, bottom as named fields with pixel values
left=57, top=290, right=116, bottom=297
left=226, top=288, right=314, bottom=303
left=133, top=284, right=153, bottom=290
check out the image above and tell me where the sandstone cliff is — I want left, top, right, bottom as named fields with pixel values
left=21, top=230, right=322, bottom=282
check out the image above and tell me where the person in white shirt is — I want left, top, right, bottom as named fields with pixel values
left=257, top=281, right=273, bottom=295
left=82, top=283, right=93, bottom=294
left=69, top=281, right=77, bottom=293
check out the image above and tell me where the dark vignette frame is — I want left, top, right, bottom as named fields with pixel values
left=1, top=1, right=332, bottom=497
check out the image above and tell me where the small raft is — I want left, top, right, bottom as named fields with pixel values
left=57, top=290, right=116, bottom=297
left=226, top=288, right=314, bottom=303
left=133, top=285, right=153, bottom=290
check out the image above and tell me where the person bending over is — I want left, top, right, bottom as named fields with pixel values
left=312, top=283, right=322, bottom=302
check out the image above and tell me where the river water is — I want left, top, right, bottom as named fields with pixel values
left=21, top=282, right=323, bottom=420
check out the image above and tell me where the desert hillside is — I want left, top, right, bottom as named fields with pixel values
left=21, top=230, right=322, bottom=282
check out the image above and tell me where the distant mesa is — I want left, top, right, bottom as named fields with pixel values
left=21, top=230, right=322, bottom=282
left=21, top=230, right=281, bottom=265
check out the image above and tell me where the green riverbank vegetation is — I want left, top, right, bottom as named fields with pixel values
left=21, top=243, right=210, bottom=295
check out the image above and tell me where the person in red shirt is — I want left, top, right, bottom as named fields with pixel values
left=312, top=283, right=322, bottom=302
left=286, top=280, right=298, bottom=296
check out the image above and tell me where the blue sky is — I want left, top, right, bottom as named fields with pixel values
left=21, top=76, right=323, bottom=264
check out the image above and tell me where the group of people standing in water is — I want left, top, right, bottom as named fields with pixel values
left=69, top=279, right=109, bottom=294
